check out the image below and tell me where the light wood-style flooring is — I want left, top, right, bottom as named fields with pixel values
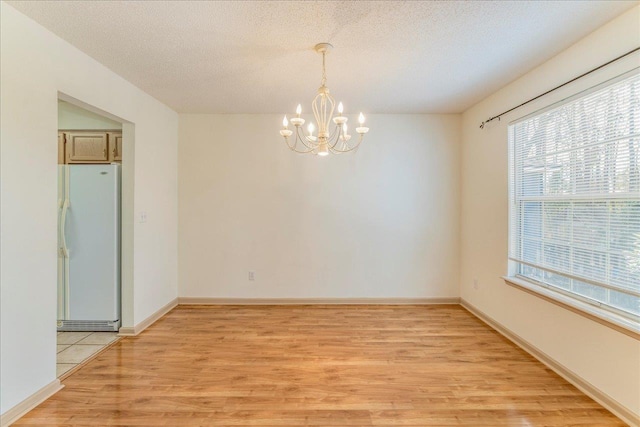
left=15, top=305, right=625, bottom=426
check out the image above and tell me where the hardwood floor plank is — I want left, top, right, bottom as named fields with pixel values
left=14, top=305, right=626, bottom=426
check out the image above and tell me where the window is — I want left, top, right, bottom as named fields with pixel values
left=508, top=71, right=640, bottom=322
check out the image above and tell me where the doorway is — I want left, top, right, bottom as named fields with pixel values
left=55, top=97, right=133, bottom=378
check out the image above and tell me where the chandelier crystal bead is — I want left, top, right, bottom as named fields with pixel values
left=280, top=43, right=369, bottom=156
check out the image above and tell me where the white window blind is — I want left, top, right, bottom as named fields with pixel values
left=509, top=70, right=640, bottom=319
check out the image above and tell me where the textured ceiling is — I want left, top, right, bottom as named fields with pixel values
left=7, top=1, right=637, bottom=114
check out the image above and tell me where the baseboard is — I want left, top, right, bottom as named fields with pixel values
left=0, top=379, right=63, bottom=427
left=177, top=297, right=461, bottom=305
left=118, top=297, right=178, bottom=336
left=117, top=326, right=136, bottom=335
left=460, top=299, right=639, bottom=427
left=116, top=296, right=460, bottom=332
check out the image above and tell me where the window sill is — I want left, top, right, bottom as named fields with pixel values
left=502, top=276, right=640, bottom=340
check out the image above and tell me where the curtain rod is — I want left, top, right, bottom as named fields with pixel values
left=479, top=46, right=640, bottom=129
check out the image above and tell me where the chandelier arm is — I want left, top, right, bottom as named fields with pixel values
left=283, top=134, right=296, bottom=151
left=283, top=129, right=316, bottom=153
left=312, top=92, right=321, bottom=134
left=284, top=135, right=316, bottom=154
left=292, top=146, right=318, bottom=154
left=314, top=90, right=336, bottom=136
left=329, top=134, right=364, bottom=153
left=295, top=126, right=318, bottom=150
left=327, top=127, right=343, bottom=150
left=331, top=142, right=361, bottom=153
left=283, top=136, right=297, bottom=152
left=326, top=121, right=347, bottom=143
left=320, top=95, right=326, bottom=133
left=329, top=137, right=348, bottom=153
left=325, top=94, right=335, bottom=134
left=328, top=120, right=357, bottom=152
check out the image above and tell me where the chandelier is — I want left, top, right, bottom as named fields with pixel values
left=279, top=43, right=369, bottom=156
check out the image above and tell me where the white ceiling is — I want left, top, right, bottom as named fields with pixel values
left=7, top=1, right=637, bottom=114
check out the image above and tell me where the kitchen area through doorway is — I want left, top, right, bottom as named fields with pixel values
left=56, top=100, right=124, bottom=378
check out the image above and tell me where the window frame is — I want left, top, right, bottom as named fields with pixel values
left=506, top=68, right=640, bottom=338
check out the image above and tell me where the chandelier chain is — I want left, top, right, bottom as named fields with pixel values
left=321, top=51, right=327, bottom=87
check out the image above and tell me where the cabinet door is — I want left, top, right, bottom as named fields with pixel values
left=108, top=132, right=123, bottom=162
left=58, top=132, right=66, bottom=164
left=66, top=132, right=109, bottom=163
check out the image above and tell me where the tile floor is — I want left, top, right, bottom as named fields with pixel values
left=56, top=331, right=119, bottom=377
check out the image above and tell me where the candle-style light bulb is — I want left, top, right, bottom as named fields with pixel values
left=280, top=115, right=293, bottom=137
left=296, top=104, right=302, bottom=117
left=308, top=122, right=315, bottom=135
left=338, top=102, right=344, bottom=114
left=339, top=123, right=352, bottom=142
left=355, top=113, right=369, bottom=135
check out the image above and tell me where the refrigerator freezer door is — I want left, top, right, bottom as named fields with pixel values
left=65, top=164, right=120, bottom=321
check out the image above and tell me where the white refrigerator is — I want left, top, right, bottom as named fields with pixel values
left=58, top=164, right=121, bottom=331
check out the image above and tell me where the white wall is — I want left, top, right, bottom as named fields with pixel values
left=0, top=2, right=178, bottom=415
left=58, top=100, right=122, bottom=130
left=179, top=114, right=460, bottom=299
left=460, top=6, right=640, bottom=420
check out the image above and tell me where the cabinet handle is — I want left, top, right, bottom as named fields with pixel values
left=103, top=148, right=107, bottom=158
left=113, top=147, right=117, bottom=157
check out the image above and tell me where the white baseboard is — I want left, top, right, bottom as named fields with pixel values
left=118, top=297, right=178, bottom=336
left=0, top=379, right=63, bottom=427
left=177, top=297, right=460, bottom=305
left=118, top=297, right=459, bottom=332
left=460, top=299, right=638, bottom=427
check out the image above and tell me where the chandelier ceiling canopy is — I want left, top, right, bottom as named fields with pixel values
left=280, top=43, right=369, bottom=157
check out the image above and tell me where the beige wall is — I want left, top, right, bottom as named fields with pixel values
left=179, top=114, right=461, bottom=299
left=1, top=2, right=178, bottom=414
left=460, top=6, right=640, bottom=421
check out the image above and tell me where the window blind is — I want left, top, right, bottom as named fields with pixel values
left=509, top=70, right=640, bottom=318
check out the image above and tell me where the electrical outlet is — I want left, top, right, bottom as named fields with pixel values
left=248, top=271, right=255, bottom=281
left=473, top=279, right=479, bottom=290
left=139, top=211, right=148, bottom=223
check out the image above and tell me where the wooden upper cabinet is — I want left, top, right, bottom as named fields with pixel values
left=59, top=131, right=122, bottom=164
left=66, top=132, right=109, bottom=163
left=108, top=132, right=123, bottom=162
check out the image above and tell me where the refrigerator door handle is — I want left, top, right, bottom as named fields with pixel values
left=58, top=198, right=63, bottom=256
left=61, top=199, right=70, bottom=257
